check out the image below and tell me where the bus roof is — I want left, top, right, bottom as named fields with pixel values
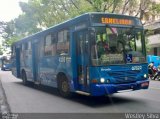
left=13, top=12, right=143, bottom=45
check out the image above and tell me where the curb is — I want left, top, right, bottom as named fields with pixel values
left=0, top=77, right=11, bottom=114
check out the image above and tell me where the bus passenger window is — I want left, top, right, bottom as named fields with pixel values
left=57, top=29, right=70, bottom=55
left=28, top=41, right=31, bottom=50
left=52, top=33, right=57, bottom=55
left=11, top=46, right=16, bottom=58
left=22, top=44, right=25, bottom=51
left=58, top=31, right=63, bottom=43
left=44, top=34, right=52, bottom=56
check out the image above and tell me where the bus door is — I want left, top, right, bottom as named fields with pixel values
left=75, top=30, right=89, bottom=91
left=15, top=47, right=21, bottom=78
left=32, top=40, right=40, bottom=82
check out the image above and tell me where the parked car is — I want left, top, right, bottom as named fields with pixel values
left=1, top=63, right=12, bottom=71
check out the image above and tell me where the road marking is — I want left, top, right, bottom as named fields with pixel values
left=150, top=87, right=160, bottom=90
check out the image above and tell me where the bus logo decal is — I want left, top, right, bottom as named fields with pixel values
left=101, top=68, right=111, bottom=71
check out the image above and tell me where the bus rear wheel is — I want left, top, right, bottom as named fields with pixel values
left=58, top=75, right=72, bottom=98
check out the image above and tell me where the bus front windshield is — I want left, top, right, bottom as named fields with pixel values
left=91, top=26, right=146, bottom=66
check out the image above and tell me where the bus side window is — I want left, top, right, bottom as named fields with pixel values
left=22, top=42, right=29, bottom=52
left=22, top=43, right=25, bottom=51
left=57, top=29, right=70, bottom=55
left=21, top=43, right=26, bottom=59
left=25, top=42, right=28, bottom=50
left=52, top=33, right=57, bottom=56
left=28, top=41, right=31, bottom=50
left=11, top=46, right=16, bottom=58
left=44, top=34, right=52, bottom=56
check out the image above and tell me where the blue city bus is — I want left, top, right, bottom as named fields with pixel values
left=11, top=12, right=149, bottom=97
left=1, top=56, right=12, bottom=71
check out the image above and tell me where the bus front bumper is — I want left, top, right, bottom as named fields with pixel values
left=90, top=80, right=149, bottom=96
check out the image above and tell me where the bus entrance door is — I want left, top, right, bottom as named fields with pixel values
left=32, top=40, right=40, bottom=83
left=75, top=31, right=89, bottom=92
left=15, top=47, right=21, bottom=78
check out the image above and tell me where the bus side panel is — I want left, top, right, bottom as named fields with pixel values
left=38, top=31, right=74, bottom=90
left=39, top=56, right=59, bottom=87
left=56, top=55, right=74, bottom=90
left=38, top=49, right=73, bottom=89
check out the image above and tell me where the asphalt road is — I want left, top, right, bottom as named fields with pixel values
left=0, top=70, right=160, bottom=114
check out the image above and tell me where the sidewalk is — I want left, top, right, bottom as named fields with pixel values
left=0, top=76, right=10, bottom=114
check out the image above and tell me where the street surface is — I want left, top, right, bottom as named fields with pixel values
left=0, top=70, right=160, bottom=113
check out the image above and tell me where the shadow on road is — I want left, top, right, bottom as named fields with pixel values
left=14, top=81, right=140, bottom=108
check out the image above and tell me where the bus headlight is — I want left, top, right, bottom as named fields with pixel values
left=144, top=74, right=147, bottom=78
left=100, top=78, right=105, bottom=83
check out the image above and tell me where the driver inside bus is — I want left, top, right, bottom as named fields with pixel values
left=96, top=34, right=109, bottom=58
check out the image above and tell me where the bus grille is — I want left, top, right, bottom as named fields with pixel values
left=108, top=70, right=140, bottom=84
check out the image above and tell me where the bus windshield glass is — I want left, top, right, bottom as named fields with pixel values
left=91, top=26, right=146, bottom=66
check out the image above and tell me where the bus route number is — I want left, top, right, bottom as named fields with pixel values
left=131, top=66, right=142, bottom=71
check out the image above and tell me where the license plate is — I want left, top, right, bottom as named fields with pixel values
left=141, top=82, right=149, bottom=87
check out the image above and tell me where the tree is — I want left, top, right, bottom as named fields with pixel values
left=85, top=0, right=160, bottom=22
left=1, top=0, right=94, bottom=46
left=0, top=21, right=20, bottom=47
left=19, top=0, right=93, bottom=28
left=85, top=0, right=124, bottom=12
left=14, top=14, right=42, bottom=35
left=1, top=0, right=160, bottom=48
left=0, top=21, right=13, bottom=53
left=0, top=45, right=3, bottom=55
left=0, top=21, right=7, bottom=38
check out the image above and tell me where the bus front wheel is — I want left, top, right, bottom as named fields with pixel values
left=58, top=74, right=72, bottom=98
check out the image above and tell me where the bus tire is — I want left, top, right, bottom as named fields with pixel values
left=22, top=71, right=28, bottom=85
left=57, top=74, right=72, bottom=98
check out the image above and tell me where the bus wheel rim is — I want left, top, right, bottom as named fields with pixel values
left=62, top=81, right=68, bottom=92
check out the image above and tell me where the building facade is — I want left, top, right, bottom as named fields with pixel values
left=145, top=19, right=160, bottom=56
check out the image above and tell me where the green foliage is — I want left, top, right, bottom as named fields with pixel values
left=2, top=21, right=15, bottom=39
left=15, top=14, right=41, bottom=35
left=152, top=3, right=160, bottom=14
left=5, top=36, right=23, bottom=47
left=146, top=30, right=155, bottom=36
left=18, top=0, right=94, bottom=28
left=0, top=0, right=160, bottom=49
left=85, top=0, right=123, bottom=12
left=0, top=46, right=3, bottom=55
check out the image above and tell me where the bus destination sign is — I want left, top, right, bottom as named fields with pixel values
left=101, top=17, right=133, bottom=25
